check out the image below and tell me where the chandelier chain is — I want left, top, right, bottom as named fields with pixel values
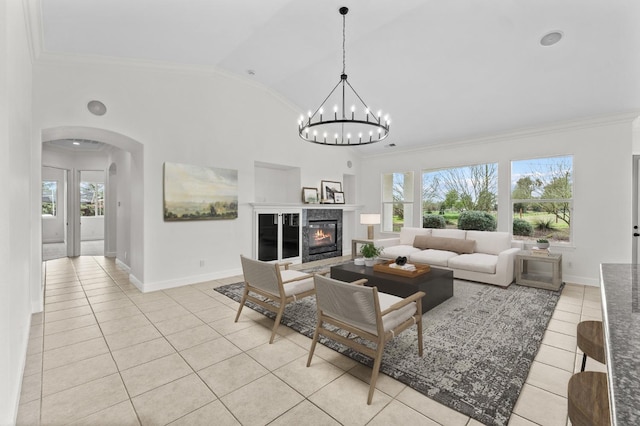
left=342, top=13, right=346, bottom=75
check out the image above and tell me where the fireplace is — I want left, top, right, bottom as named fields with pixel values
left=302, top=209, right=343, bottom=262
left=308, top=220, right=337, bottom=255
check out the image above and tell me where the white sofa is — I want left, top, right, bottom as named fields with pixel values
left=377, top=227, right=522, bottom=287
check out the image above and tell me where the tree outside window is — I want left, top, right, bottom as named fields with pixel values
left=42, top=180, right=57, bottom=216
left=422, top=163, right=498, bottom=228
left=511, top=156, right=572, bottom=242
left=80, top=182, right=105, bottom=217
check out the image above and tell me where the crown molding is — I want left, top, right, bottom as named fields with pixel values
left=363, top=111, right=640, bottom=159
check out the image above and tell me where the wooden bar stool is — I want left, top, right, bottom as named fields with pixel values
left=577, top=320, right=605, bottom=371
left=567, top=371, right=611, bottom=426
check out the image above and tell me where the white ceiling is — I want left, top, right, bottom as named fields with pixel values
left=37, top=0, right=640, bottom=155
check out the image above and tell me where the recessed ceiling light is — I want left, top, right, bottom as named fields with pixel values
left=87, top=100, right=107, bottom=116
left=540, top=31, right=563, bottom=46
left=72, top=141, right=80, bottom=146
left=247, top=69, right=256, bottom=75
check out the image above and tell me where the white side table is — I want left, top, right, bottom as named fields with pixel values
left=516, top=251, right=563, bottom=291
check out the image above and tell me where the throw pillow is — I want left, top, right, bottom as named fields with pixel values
left=413, top=235, right=476, bottom=254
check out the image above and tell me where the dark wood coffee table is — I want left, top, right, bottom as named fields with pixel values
left=330, top=262, right=453, bottom=314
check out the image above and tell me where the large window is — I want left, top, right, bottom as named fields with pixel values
left=80, top=182, right=105, bottom=217
left=382, top=172, right=414, bottom=232
left=422, top=163, right=498, bottom=228
left=511, top=155, right=572, bottom=242
left=42, top=181, right=57, bottom=217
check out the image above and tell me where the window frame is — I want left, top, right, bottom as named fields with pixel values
left=511, top=155, right=573, bottom=244
left=42, top=180, right=58, bottom=218
left=79, top=181, right=105, bottom=218
left=421, top=162, right=498, bottom=229
left=381, top=171, right=414, bottom=233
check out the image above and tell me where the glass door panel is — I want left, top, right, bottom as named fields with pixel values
left=281, top=213, right=300, bottom=259
left=258, top=213, right=279, bottom=261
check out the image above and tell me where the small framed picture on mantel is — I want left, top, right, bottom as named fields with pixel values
left=302, top=187, right=318, bottom=204
left=320, top=180, right=342, bottom=204
left=333, top=191, right=345, bottom=204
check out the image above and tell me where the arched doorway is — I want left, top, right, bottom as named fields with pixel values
left=40, top=126, right=145, bottom=282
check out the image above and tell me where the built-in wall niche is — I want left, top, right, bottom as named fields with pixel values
left=254, top=161, right=301, bottom=203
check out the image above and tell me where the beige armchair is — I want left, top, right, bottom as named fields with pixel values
left=237, top=255, right=315, bottom=344
left=307, top=274, right=425, bottom=404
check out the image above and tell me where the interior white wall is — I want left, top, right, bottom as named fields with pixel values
left=359, top=116, right=635, bottom=286
left=41, top=166, right=65, bottom=243
left=109, top=150, right=132, bottom=266
left=0, top=0, right=36, bottom=423
left=33, top=58, right=361, bottom=291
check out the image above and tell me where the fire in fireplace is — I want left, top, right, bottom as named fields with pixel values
left=308, top=220, right=338, bottom=255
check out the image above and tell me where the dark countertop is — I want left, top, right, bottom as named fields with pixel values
left=599, top=264, right=640, bottom=426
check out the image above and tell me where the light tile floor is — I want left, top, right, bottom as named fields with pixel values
left=17, top=256, right=606, bottom=425
left=42, top=240, right=105, bottom=261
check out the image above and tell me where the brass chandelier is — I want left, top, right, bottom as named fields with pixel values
left=298, top=7, right=390, bottom=146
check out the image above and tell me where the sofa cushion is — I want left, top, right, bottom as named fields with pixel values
left=409, top=249, right=458, bottom=267
left=448, top=253, right=497, bottom=274
left=413, top=235, right=475, bottom=254
left=380, top=245, right=422, bottom=259
left=432, top=228, right=466, bottom=239
left=465, top=231, right=511, bottom=255
left=399, top=227, right=431, bottom=245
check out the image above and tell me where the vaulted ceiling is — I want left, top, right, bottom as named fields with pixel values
left=36, top=0, right=640, bottom=155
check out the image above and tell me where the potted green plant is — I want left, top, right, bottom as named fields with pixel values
left=536, top=238, right=550, bottom=249
left=360, top=243, right=383, bottom=267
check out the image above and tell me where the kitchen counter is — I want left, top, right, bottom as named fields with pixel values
left=599, top=264, right=640, bottom=425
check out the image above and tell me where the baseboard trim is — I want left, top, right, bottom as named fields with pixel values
left=562, top=273, right=598, bottom=287
left=115, top=258, right=131, bottom=272
left=140, top=267, right=243, bottom=293
left=129, top=273, right=144, bottom=293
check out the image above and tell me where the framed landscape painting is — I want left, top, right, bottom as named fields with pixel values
left=163, top=162, right=238, bottom=221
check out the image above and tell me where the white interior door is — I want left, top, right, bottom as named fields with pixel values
left=633, top=155, right=640, bottom=264
left=68, top=170, right=80, bottom=257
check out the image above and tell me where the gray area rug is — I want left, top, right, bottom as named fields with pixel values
left=215, top=274, right=561, bottom=425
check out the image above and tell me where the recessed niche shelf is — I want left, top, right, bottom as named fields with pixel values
left=254, top=161, right=300, bottom=204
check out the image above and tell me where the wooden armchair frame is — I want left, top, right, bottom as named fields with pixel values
left=307, top=274, right=425, bottom=404
left=236, top=255, right=315, bottom=344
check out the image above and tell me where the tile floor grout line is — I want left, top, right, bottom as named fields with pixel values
left=24, top=256, right=605, bottom=425
left=71, top=256, right=144, bottom=426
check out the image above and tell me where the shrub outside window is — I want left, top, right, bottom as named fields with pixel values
left=42, top=180, right=57, bottom=217
left=511, top=155, right=573, bottom=243
left=382, top=172, right=414, bottom=232
left=421, top=163, right=498, bottom=229
left=80, top=182, right=105, bottom=217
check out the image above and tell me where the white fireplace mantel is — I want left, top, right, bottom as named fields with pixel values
left=250, top=203, right=364, bottom=211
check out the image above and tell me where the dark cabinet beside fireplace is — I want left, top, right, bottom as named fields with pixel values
left=256, top=210, right=301, bottom=262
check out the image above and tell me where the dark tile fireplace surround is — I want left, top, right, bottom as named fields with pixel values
left=302, top=209, right=343, bottom=263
